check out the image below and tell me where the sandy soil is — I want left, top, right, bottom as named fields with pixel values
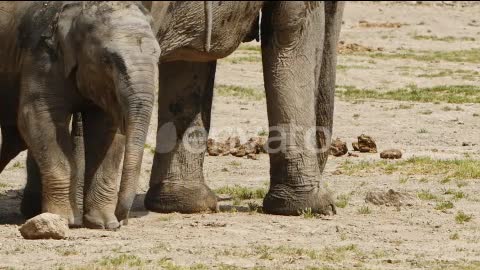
left=1, top=2, right=480, bottom=269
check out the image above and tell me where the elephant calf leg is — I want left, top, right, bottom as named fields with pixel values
left=261, top=2, right=335, bottom=216
left=18, top=107, right=81, bottom=225
left=82, top=110, right=123, bottom=230
left=145, top=61, right=217, bottom=213
left=22, top=114, right=87, bottom=220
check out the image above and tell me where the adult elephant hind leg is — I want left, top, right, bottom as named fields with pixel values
left=145, top=61, right=218, bottom=214
left=0, top=126, right=27, bottom=173
left=261, top=2, right=335, bottom=216
left=82, top=109, right=124, bottom=230
left=316, top=2, right=345, bottom=173
left=20, top=151, right=42, bottom=219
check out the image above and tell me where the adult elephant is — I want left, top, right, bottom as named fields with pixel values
left=144, top=1, right=345, bottom=215
left=0, top=1, right=160, bottom=228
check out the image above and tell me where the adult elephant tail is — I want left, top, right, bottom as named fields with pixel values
left=316, top=2, right=345, bottom=173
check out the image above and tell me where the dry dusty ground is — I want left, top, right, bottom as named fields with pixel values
left=1, top=2, right=480, bottom=269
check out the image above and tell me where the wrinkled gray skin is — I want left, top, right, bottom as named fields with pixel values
left=144, top=1, right=345, bottom=215
left=0, top=1, right=160, bottom=228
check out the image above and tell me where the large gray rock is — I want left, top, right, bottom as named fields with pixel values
left=19, top=213, right=68, bottom=240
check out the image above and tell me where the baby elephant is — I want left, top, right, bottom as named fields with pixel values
left=0, top=1, right=160, bottom=229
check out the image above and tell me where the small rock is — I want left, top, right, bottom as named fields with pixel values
left=330, top=138, right=348, bottom=156
left=203, top=222, right=227, bottom=227
left=358, top=134, right=377, bottom=153
left=247, top=153, right=257, bottom=160
left=19, top=213, right=68, bottom=240
left=348, top=152, right=359, bottom=157
left=462, top=142, right=470, bottom=146
left=352, top=142, right=360, bottom=151
left=380, top=149, right=402, bottom=159
left=332, top=170, right=343, bottom=175
left=365, top=189, right=411, bottom=207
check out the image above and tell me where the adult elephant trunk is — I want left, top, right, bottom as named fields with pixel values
left=114, top=62, right=157, bottom=223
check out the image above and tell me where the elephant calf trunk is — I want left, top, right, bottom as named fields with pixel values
left=115, top=77, right=156, bottom=223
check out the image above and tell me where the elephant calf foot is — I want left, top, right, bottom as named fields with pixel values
left=263, top=184, right=336, bottom=216
left=20, top=191, right=42, bottom=219
left=145, top=182, right=218, bottom=214
left=84, top=208, right=120, bottom=230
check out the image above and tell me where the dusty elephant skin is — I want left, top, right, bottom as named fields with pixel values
left=144, top=1, right=345, bottom=216
left=0, top=1, right=160, bottom=229
left=2, top=1, right=480, bottom=268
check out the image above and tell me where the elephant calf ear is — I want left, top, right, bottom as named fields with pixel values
left=56, top=6, right=78, bottom=78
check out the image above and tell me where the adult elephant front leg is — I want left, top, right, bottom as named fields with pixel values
left=261, top=2, right=336, bottom=215
left=145, top=61, right=218, bottom=213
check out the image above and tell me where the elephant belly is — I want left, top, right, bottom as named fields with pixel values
left=0, top=2, right=26, bottom=74
left=0, top=75, right=20, bottom=126
left=157, top=1, right=263, bottom=62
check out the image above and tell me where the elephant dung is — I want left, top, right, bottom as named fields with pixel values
left=365, top=189, right=412, bottom=207
left=231, top=145, right=247, bottom=157
left=248, top=137, right=267, bottom=154
left=380, top=149, right=402, bottom=159
left=207, top=139, right=228, bottom=156
left=330, top=138, right=348, bottom=157
left=231, top=137, right=266, bottom=157
left=358, top=134, right=377, bottom=153
left=225, top=136, right=241, bottom=154
left=352, top=142, right=360, bottom=151
left=19, top=213, right=68, bottom=240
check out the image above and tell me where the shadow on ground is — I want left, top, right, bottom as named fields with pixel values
left=0, top=191, right=150, bottom=225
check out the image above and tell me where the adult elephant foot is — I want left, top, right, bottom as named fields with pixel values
left=146, top=61, right=217, bottom=214
left=263, top=184, right=336, bottom=216
left=145, top=182, right=218, bottom=214
left=83, top=208, right=120, bottom=230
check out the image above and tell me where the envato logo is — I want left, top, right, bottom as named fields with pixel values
left=154, top=122, right=332, bottom=155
